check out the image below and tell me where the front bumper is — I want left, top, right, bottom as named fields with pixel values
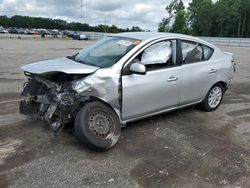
left=19, top=99, right=58, bottom=122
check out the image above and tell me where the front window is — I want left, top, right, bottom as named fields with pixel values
left=134, top=40, right=176, bottom=70
left=73, top=37, right=140, bottom=68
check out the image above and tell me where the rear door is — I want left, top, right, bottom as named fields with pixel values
left=122, top=39, right=182, bottom=121
left=180, top=40, right=217, bottom=105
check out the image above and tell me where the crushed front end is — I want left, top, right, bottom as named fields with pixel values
left=20, top=72, right=82, bottom=133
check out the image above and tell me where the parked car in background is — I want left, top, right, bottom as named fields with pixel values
left=63, top=30, right=74, bottom=37
left=31, top=29, right=41, bottom=35
left=19, top=32, right=235, bottom=150
left=72, top=33, right=88, bottom=40
left=72, top=32, right=80, bottom=40
left=79, top=34, right=88, bottom=40
left=51, top=29, right=61, bottom=36
left=0, top=26, right=8, bottom=33
left=8, top=27, right=18, bottom=34
left=24, top=28, right=32, bottom=35
left=17, top=28, right=27, bottom=34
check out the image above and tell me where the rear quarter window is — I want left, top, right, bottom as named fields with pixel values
left=202, top=45, right=214, bottom=61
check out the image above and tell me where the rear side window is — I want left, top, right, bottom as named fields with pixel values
left=181, top=40, right=214, bottom=64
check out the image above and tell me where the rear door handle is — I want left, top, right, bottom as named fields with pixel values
left=209, top=69, right=217, bottom=74
left=167, top=76, right=178, bottom=82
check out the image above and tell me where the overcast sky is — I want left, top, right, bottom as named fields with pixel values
left=0, top=0, right=191, bottom=31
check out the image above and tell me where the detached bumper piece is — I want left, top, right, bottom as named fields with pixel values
left=19, top=100, right=40, bottom=116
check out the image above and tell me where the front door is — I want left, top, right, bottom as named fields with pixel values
left=122, top=40, right=182, bottom=121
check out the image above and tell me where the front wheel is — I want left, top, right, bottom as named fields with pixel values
left=200, top=83, right=225, bottom=111
left=75, top=101, right=121, bottom=151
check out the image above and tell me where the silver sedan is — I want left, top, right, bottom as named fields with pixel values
left=20, top=32, right=235, bottom=150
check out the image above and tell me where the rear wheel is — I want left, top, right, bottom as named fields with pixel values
left=75, top=101, right=121, bottom=150
left=200, top=83, right=225, bottom=111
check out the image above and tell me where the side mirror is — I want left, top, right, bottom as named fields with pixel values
left=129, top=60, right=146, bottom=75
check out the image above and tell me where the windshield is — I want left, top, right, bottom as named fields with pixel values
left=73, top=37, right=140, bottom=68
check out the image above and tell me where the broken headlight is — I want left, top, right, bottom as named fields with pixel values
left=56, top=92, right=74, bottom=106
left=71, top=79, right=91, bottom=93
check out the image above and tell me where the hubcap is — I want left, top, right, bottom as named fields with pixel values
left=88, top=110, right=114, bottom=139
left=208, top=86, right=222, bottom=108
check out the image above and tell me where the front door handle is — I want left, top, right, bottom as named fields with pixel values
left=167, top=76, right=178, bottom=82
left=209, top=69, right=217, bottom=74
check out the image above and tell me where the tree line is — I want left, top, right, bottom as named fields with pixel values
left=158, top=0, right=250, bottom=38
left=0, top=15, right=143, bottom=33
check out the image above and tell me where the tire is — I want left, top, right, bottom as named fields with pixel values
left=75, top=101, right=121, bottom=151
left=200, top=83, right=225, bottom=112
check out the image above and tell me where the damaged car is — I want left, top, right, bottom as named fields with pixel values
left=20, top=32, right=235, bottom=150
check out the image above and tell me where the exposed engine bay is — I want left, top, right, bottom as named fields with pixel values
left=20, top=72, right=87, bottom=133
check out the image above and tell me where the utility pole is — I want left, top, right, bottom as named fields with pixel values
left=104, top=14, right=107, bottom=33
left=81, top=0, right=83, bottom=23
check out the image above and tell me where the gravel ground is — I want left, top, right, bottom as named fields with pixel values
left=0, top=38, right=250, bottom=188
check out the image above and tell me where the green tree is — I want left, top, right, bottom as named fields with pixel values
left=158, top=0, right=188, bottom=33
left=237, top=0, right=250, bottom=37
left=160, top=0, right=250, bottom=37
left=0, top=15, right=143, bottom=33
left=171, top=0, right=187, bottom=33
left=130, top=26, right=143, bottom=32
left=212, top=0, right=240, bottom=37
left=158, top=0, right=180, bottom=32
left=187, top=0, right=214, bottom=36
left=158, top=18, right=169, bottom=32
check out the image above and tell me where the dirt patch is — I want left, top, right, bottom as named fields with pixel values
left=227, top=108, right=250, bottom=117
left=0, top=174, right=10, bottom=188
left=0, top=92, right=20, bottom=101
left=0, top=71, right=9, bottom=75
left=0, top=101, right=19, bottom=115
left=0, top=78, right=23, bottom=83
left=0, top=120, right=75, bottom=171
left=223, top=83, right=250, bottom=105
left=119, top=108, right=250, bottom=187
left=10, top=73, right=21, bottom=75
left=0, top=138, right=22, bottom=165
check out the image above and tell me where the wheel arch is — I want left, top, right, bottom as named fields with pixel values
left=214, top=81, right=227, bottom=91
left=202, top=81, right=227, bottom=102
left=78, top=96, right=125, bottom=126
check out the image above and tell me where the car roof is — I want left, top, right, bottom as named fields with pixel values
left=114, top=32, right=183, bottom=40
left=114, top=32, right=216, bottom=48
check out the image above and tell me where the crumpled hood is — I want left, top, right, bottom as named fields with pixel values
left=21, top=57, right=99, bottom=74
